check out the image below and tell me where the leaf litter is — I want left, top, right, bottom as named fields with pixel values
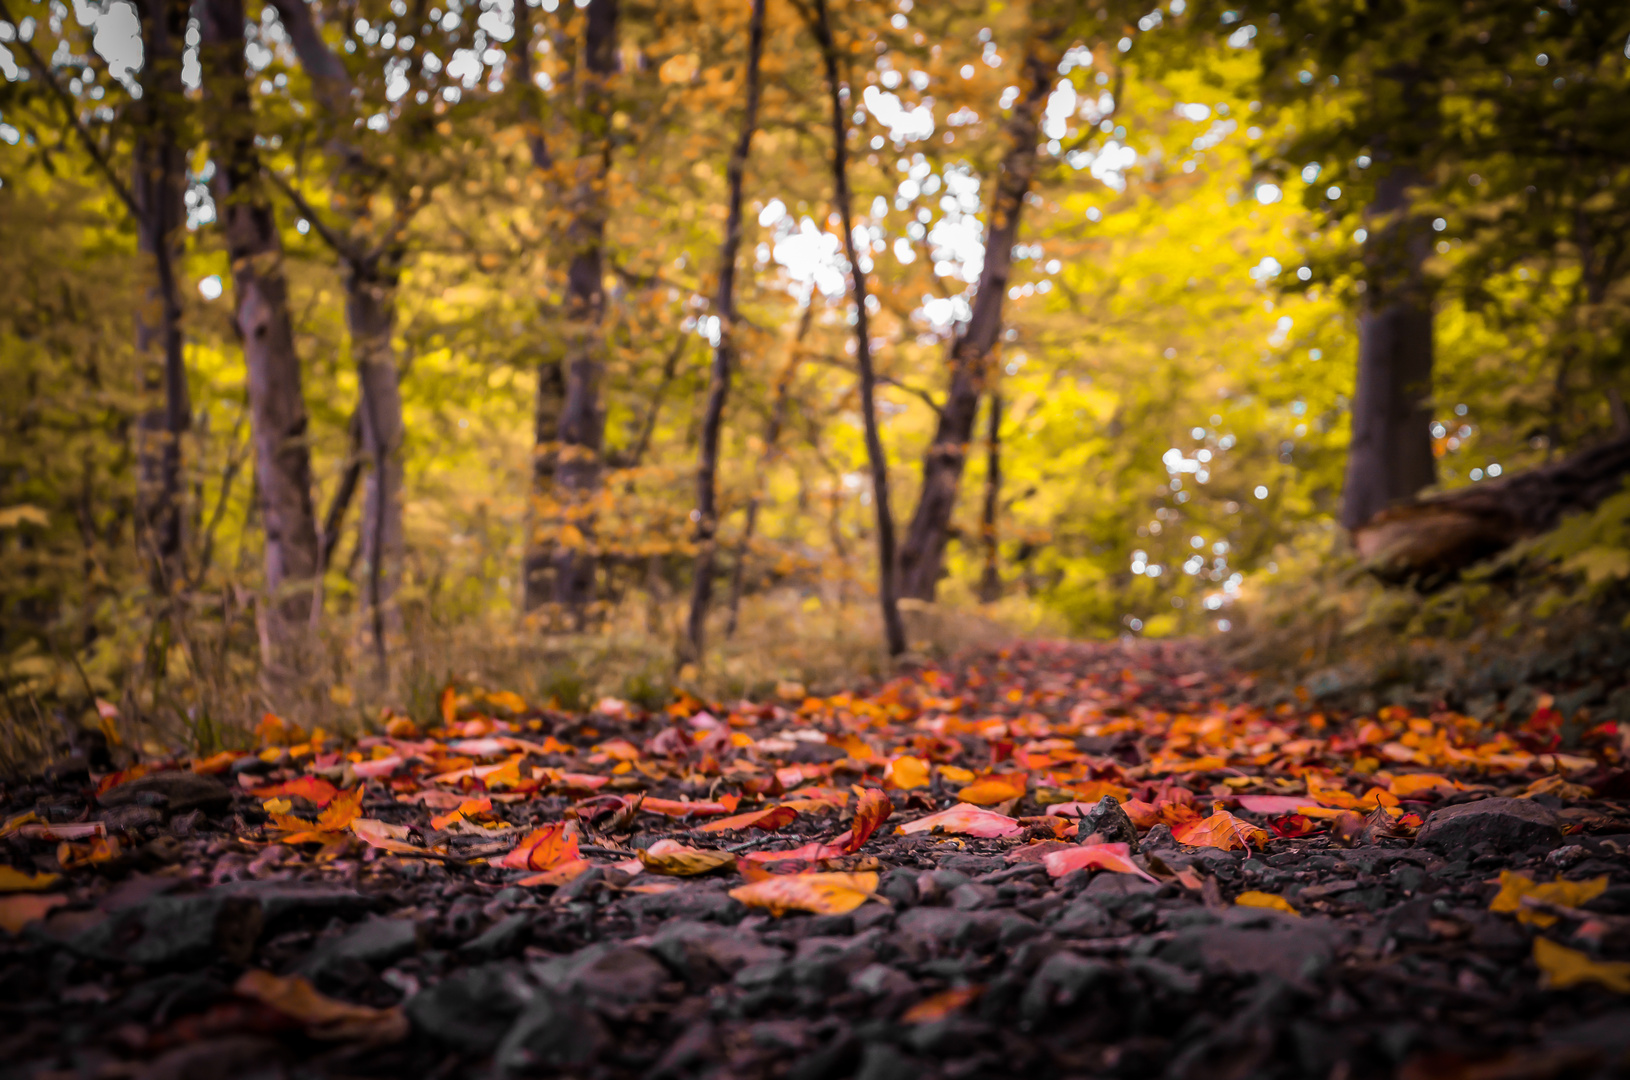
left=1, top=639, right=1628, bottom=1077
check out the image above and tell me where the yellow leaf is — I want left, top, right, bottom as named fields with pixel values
left=636, top=840, right=735, bottom=876
left=1235, top=891, right=1300, bottom=916
left=1489, top=872, right=1608, bottom=927
left=956, top=775, right=1027, bottom=806
left=0, top=866, right=60, bottom=893
left=1533, top=937, right=1630, bottom=993
left=938, top=765, right=975, bottom=784
left=263, top=797, right=293, bottom=815
left=728, top=871, right=881, bottom=916
left=886, top=755, right=929, bottom=789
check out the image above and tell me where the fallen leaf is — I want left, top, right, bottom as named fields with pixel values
left=252, top=776, right=341, bottom=807
left=1041, top=842, right=1157, bottom=882
left=896, top=804, right=1024, bottom=838
left=1236, top=795, right=1319, bottom=815
left=639, top=795, right=740, bottom=817
left=840, top=788, right=893, bottom=852
left=1533, top=936, right=1630, bottom=993
left=1489, top=872, right=1608, bottom=928
left=515, top=858, right=592, bottom=887
left=886, top=755, right=930, bottom=789
left=697, top=805, right=799, bottom=833
left=729, top=871, right=881, bottom=916
left=0, top=893, right=67, bottom=932
left=497, top=822, right=580, bottom=871
left=956, top=774, right=1028, bottom=805
left=1387, top=773, right=1460, bottom=798
left=235, top=968, right=408, bottom=1042
left=316, top=787, right=364, bottom=831
left=351, top=818, right=438, bottom=857
left=1235, top=891, right=1300, bottom=916
left=1172, top=811, right=1270, bottom=851
left=901, top=985, right=983, bottom=1023
left=636, top=839, right=735, bottom=876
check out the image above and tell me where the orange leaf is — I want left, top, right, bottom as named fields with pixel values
left=439, top=684, right=458, bottom=726
left=253, top=776, right=341, bottom=807
left=901, top=985, right=983, bottom=1023
left=640, top=796, right=740, bottom=817
left=1041, top=842, right=1157, bottom=882
left=956, top=774, right=1028, bottom=805
left=235, top=969, right=407, bottom=1043
left=636, top=840, right=735, bottom=876
left=351, top=818, right=438, bottom=857
left=1172, top=810, right=1270, bottom=852
left=515, top=858, right=591, bottom=887
left=842, top=788, right=893, bottom=852
left=885, top=755, right=930, bottom=789
left=897, top=804, right=1023, bottom=838
left=697, top=805, right=799, bottom=833
left=498, top=822, right=580, bottom=871
left=728, top=871, right=881, bottom=916
left=316, top=787, right=364, bottom=831
left=0, top=893, right=66, bottom=933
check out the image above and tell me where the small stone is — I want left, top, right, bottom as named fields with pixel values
left=532, top=942, right=669, bottom=1003
left=1078, top=796, right=1140, bottom=852
left=70, top=893, right=263, bottom=967
left=299, top=917, right=420, bottom=978
left=1052, top=898, right=1113, bottom=937
left=407, top=961, right=534, bottom=1054
left=459, top=911, right=533, bottom=959
left=1416, top=797, right=1563, bottom=854
left=649, top=920, right=784, bottom=986
left=1021, top=951, right=1110, bottom=1023
left=494, top=988, right=608, bottom=1075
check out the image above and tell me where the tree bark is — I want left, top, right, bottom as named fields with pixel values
left=131, top=0, right=192, bottom=592
left=684, top=0, right=766, bottom=662
left=267, top=0, right=408, bottom=660
left=726, top=300, right=813, bottom=639
left=200, top=0, right=321, bottom=663
left=897, top=27, right=1056, bottom=602
left=978, top=388, right=1002, bottom=604
left=549, top=0, right=619, bottom=623
left=1340, top=167, right=1437, bottom=530
left=1353, top=434, right=1630, bottom=585
left=347, top=261, right=407, bottom=659
left=808, top=0, right=905, bottom=657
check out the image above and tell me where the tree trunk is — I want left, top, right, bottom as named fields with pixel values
left=1353, top=434, right=1630, bottom=585
left=808, top=0, right=905, bottom=657
left=897, top=27, right=1057, bottom=602
left=1340, top=167, right=1437, bottom=530
left=726, top=301, right=813, bottom=639
left=550, top=0, right=619, bottom=624
left=684, top=0, right=766, bottom=663
left=200, top=0, right=321, bottom=664
left=524, top=357, right=565, bottom=610
left=978, top=388, right=1003, bottom=604
left=346, top=263, right=407, bottom=662
left=131, top=0, right=191, bottom=593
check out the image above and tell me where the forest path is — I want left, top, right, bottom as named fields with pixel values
left=3, top=638, right=1629, bottom=1079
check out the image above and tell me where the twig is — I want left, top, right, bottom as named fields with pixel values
left=262, top=167, right=356, bottom=262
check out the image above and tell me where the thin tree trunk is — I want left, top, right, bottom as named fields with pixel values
left=268, top=0, right=408, bottom=661
left=808, top=0, right=904, bottom=657
left=319, top=409, right=364, bottom=574
left=978, top=387, right=1002, bottom=604
left=1340, top=166, right=1436, bottom=530
left=897, top=25, right=1057, bottom=602
left=200, top=0, right=321, bottom=667
left=131, top=0, right=191, bottom=593
left=726, top=301, right=813, bottom=638
left=347, top=262, right=407, bottom=661
left=684, top=0, right=767, bottom=662
left=550, top=0, right=619, bottom=624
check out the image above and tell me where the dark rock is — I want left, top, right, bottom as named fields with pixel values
left=1077, top=795, right=1140, bottom=851
left=1160, top=915, right=1338, bottom=984
left=850, top=962, right=914, bottom=997
left=940, top=854, right=1004, bottom=875
left=786, top=742, right=848, bottom=764
left=1082, top=873, right=1159, bottom=913
left=1052, top=898, right=1114, bottom=937
left=100, top=804, right=164, bottom=835
left=854, top=1041, right=917, bottom=1080
left=1128, top=956, right=1202, bottom=995
left=896, top=907, right=1001, bottom=953
left=459, top=911, right=533, bottom=958
left=211, top=879, right=370, bottom=929
left=406, top=961, right=534, bottom=1054
left=1584, top=886, right=1630, bottom=915
left=494, top=988, right=609, bottom=1075
left=878, top=869, right=920, bottom=907
left=112, top=972, right=230, bottom=1025
left=68, top=893, right=262, bottom=967
left=1416, top=797, right=1562, bottom=854
left=138, top=1036, right=286, bottom=1080
left=949, top=883, right=997, bottom=910
left=532, top=942, right=669, bottom=1003
left=97, top=771, right=232, bottom=814
left=648, top=1018, right=720, bottom=1078
left=1020, top=951, right=1110, bottom=1023
left=299, top=917, right=420, bottom=978
left=649, top=920, right=784, bottom=986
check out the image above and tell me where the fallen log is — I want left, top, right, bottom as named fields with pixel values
left=1352, top=434, right=1630, bottom=585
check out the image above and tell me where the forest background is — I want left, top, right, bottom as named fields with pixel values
left=3, top=0, right=1629, bottom=764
